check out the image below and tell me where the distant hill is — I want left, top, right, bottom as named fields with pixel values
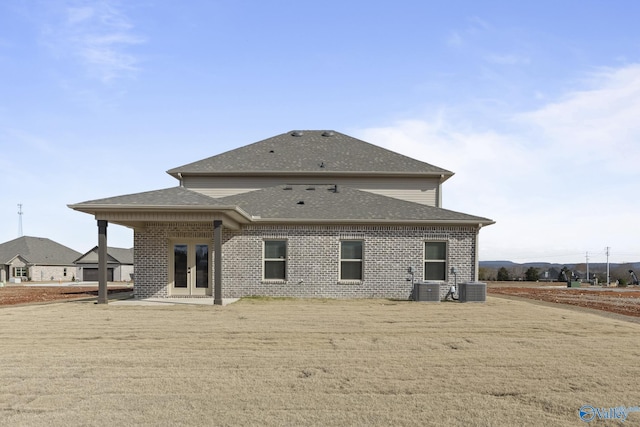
left=480, top=261, right=640, bottom=270
left=480, top=260, right=640, bottom=282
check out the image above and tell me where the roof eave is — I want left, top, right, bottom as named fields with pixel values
left=167, top=170, right=455, bottom=179
left=67, top=203, right=255, bottom=223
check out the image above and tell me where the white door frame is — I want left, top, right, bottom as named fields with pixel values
left=168, top=240, right=212, bottom=296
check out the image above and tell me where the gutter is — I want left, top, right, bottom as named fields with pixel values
left=167, top=170, right=455, bottom=180
left=249, top=218, right=495, bottom=227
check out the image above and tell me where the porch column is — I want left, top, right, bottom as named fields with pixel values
left=213, top=220, right=223, bottom=305
left=98, top=220, right=108, bottom=304
left=474, top=224, right=481, bottom=282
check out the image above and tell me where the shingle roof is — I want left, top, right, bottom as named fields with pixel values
left=108, top=247, right=134, bottom=264
left=167, top=130, right=453, bottom=177
left=217, top=184, right=493, bottom=224
left=75, top=247, right=133, bottom=264
left=69, top=185, right=494, bottom=225
left=0, top=236, right=82, bottom=266
left=71, top=187, right=223, bottom=207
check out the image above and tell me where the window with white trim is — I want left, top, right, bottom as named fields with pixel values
left=263, top=240, right=287, bottom=280
left=424, top=241, right=447, bottom=281
left=13, top=267, right=27, bottom=277
left=340, top=240, right=363, bottom=281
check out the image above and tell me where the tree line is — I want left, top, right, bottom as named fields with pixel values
left=479, top=263, right=639, bottom=286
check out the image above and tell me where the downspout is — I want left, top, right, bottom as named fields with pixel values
left=436, top=175, right=444, bottom=208
left=474, top=224, right=482, bottom=282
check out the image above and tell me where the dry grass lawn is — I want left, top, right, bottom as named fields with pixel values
left=1, top=297, right=639, bottom=426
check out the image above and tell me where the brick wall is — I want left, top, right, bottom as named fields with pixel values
left=133, top=223, right=478, bottom=300
left=224, top=225, right=477, bottom=300
left=29, top=266, right=77, bottom=282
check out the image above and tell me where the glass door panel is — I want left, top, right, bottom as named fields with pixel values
left=195, top=244, right=209, bottom=289
left=174, top=245, right=188, bottom=288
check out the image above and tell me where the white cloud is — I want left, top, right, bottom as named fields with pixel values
left=44, top=0, right=145, bottom=82
left=518, top=65, right=640, bottom=174
left=355, top=64, right=640, bottom=263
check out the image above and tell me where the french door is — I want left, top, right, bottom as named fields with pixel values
left=170, top=241, right=211, bottom=296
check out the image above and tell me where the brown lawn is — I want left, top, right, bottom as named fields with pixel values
left=1, top=297, right=639, bottom=426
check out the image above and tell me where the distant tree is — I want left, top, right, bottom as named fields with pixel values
left=558, top=266, right=570, bottom=282
left=611, top=263, right=635, bottom=284
left=524, top=267, right=540, bottom=282
left=497, top=267, right=510, bottom=281
left=479, top=267, right=490, bottom=281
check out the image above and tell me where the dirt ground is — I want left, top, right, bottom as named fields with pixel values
left=486, top=281, right=640, bottom=318
left=0, top=284, right=132, bottom=306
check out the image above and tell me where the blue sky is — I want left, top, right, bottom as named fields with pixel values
left=1, top=0, right=639, bottom=264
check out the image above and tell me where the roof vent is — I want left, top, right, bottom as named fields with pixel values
left=297, top=201, right=305, bottom=205
left=319, top=162, right=325, bottom=168
left=306, top=186, right=315, bottom=191
left=321, top=131, right=334, bottom=137
left=269, top=149, right=275, bottom=153
left=283, top=185, right=292, bottom=190
left=332, top=184, right=339, bottom=193
left=291, top=131, right=304, bottom=137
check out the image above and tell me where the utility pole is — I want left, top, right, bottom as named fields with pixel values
left=605, top=246, right=610, bottom=286
left=18, top=204, right=23, bottom=237
left=586, top=252, right=589, bottom=284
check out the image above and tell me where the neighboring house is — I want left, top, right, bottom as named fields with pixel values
left=0, top=236, right=81, bottom=283
left=69, top=130, right=494, bottom=302
left=74, top=246, right=134, bottom=282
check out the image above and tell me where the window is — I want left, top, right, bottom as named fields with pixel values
left=424, top=242, right=447, bottom=281
left=340, top=240, right=363, bottom=281
left=13, top=267, right=27, bottom=277
left=264, top=240, right=287, bottom=280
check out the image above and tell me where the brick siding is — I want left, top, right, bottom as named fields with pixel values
left=133, top=223, right=478, bottom=300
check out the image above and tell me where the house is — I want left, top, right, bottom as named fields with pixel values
left=74, top=246, right=134, bottom=282
left=0, top=236, right=81, bottom=283
left=69, top=130, right=494, bottom=303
